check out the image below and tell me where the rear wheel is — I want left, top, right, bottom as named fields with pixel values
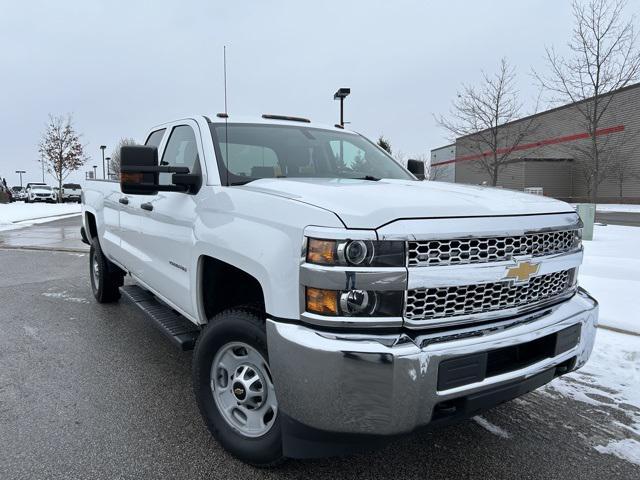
left=89, top=238, right=124, bottom=303
left=193, top=309, right=284, bottom=466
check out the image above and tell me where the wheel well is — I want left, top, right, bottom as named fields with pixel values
left=85, top=212, right=98, bottom=239
left=200, top=256, right=265, bottom=320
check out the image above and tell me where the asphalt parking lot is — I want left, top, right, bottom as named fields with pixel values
left=1, top=217, right=638, bottom=479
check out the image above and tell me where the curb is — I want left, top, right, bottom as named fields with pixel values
left=0, top=245, right=88, bottom=254
left=597, top=324, right=640, bottom=337
left=11, top=212, right=82, bottom=224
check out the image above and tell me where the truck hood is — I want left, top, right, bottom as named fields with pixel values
left=238, top=178, right=575, bottom=229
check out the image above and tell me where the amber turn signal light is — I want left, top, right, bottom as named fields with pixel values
left=121, top=172, right=143, bottom=184
left=306, top=239, right=337, bottom=265
left=306, top=287, right=338, bottom=315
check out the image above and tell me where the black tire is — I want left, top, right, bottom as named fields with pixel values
left=192, top=309, right=284, bottom=467
left=89, top=237, right=124, bottom=303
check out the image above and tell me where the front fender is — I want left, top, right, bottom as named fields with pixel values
left=191, top=187, right=343, bottom=323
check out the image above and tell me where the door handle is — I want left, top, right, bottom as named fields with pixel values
left=140, top=202, right=153, bottom=211
left=119, top=197, right=129, bottom=205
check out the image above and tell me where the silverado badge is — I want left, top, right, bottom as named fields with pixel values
left=504, top=261, right=540, bottom=283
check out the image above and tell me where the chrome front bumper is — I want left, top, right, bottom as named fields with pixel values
left=267, top=288, right=598, bottom=437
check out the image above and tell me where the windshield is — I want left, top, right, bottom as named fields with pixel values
left=63, top=184, right=80, bottom=189
left=209, top=123, right=414, bottom=185
left=33, top=186, right=51, bottom=191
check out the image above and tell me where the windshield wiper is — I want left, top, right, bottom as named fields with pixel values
left=355, top=175, right=380, bottom=181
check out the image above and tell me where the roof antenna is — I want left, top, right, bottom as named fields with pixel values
left=223, top=46, right=230, bottom=186
left=223, top=45, right=228, bottom=115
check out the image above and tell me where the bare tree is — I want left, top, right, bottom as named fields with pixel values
left=426, top=162, right=449, bottom=181
left=38, top=114, right=88, bottom=201
left=393, top=149, right=407, bottom=167
left=436, top=58, right=538, bottom=186
left=535, top=0, right=640, bottom=201
left=109, top=137, right=137, bottom=178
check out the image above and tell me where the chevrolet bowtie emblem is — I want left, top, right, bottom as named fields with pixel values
left=504, top=261, right=540, bottom=283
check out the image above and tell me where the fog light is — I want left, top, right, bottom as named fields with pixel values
left=306, top=287, right=338, bottom=315
left=339, top=290, right=377, bottom=315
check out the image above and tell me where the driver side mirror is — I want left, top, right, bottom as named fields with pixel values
left=120, top=146, right=160, bottom=195
left=407, top=159, right=425, bottom=180
left=120, top=146, right=199, bottom=195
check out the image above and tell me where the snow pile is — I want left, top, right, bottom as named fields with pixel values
left=542, top=329, right=640, bottom=466
left=595, top=203, right=640, bottom=213
left=0, top=203, right=81, bottom=232
left=579, top=224, right=640, bottom=335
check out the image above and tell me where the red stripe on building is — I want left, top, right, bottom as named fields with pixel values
left=435, top=124, right=625, bottom=166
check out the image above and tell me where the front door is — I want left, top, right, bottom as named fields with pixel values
left=136, top=122, right=203, bottom=317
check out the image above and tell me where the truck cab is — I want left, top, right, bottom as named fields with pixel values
left=81, top=114, right=597, bottom=466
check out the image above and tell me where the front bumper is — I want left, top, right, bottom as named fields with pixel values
left=267, top=289, right=597, bottom=453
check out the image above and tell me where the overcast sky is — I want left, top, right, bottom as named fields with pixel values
left=1, top=0, right=638, bottom=186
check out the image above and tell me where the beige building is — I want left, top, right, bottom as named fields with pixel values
left=431, top=83, right=640, bottom=203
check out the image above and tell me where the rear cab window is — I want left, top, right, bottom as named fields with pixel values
left=145, top=129, right=166, bottom=148
left=159, top=125, right=201, bottom=185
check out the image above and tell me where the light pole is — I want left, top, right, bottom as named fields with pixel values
left=15, top=170, right=26, bottom=188
left=333, top=88, right=351, bottom=127
left=105, top=157, right=111, bottom=179
left=100, top=145, right=107, bottom=179
left=92, top=165, right=98, bottom=179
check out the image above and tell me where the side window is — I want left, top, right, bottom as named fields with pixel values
left=145, top=129, right=165, bottom=148
left=159, top=125, right=200, bottom=185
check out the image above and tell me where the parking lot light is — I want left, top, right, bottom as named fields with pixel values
left=15, top=170, right=26, bottom=188
left=333, top=88, right=351, bottom=127
left=100, top=145, right=107, bottom=179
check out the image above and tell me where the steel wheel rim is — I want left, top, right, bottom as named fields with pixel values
left=210, top=342, right=278, bottom=438
left=91, top=251, right=100, bottom=286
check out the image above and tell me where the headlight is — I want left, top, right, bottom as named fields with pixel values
left=306, top=287, right=403, bottom=317
left=306, top=238, right=405, bottom=267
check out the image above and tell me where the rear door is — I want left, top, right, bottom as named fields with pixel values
left=118, top=128, right=166, bottom=276
left=136, top=121, right=203, bottom=317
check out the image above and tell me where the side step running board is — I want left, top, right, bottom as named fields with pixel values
left=120, top=284, right=200, bottom=351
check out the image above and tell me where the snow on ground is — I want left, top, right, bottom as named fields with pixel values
left=0, top=202, right=81, bottom=232
left=594, top=203, right=640, bottom=213
left=542, top=329, right=640, bottom=466
left=579, top=224, right=640, bottom=335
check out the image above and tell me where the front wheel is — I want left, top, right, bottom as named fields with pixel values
left=192, top=309, right=283, bottom=466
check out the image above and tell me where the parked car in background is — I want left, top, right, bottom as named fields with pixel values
left=60, top=183, right=82, bottom=203
left=11, top=186, right=27, bottom=201
left=26, top=184, right=56, bottom=203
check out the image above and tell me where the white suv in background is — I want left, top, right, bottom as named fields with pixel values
left=26, top=184, right=56, bottom=203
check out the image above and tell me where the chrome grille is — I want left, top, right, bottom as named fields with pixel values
left=408, top=230, right=578, bottom=267
left=405, top=269, right=572, bottom=321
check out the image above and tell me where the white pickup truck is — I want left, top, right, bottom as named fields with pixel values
left=82, top=114, right=598, bottom=466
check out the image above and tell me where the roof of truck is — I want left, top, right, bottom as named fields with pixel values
left=206, top=114, right=355, bottom=132
left=150, top=114, right=357, bottom=135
